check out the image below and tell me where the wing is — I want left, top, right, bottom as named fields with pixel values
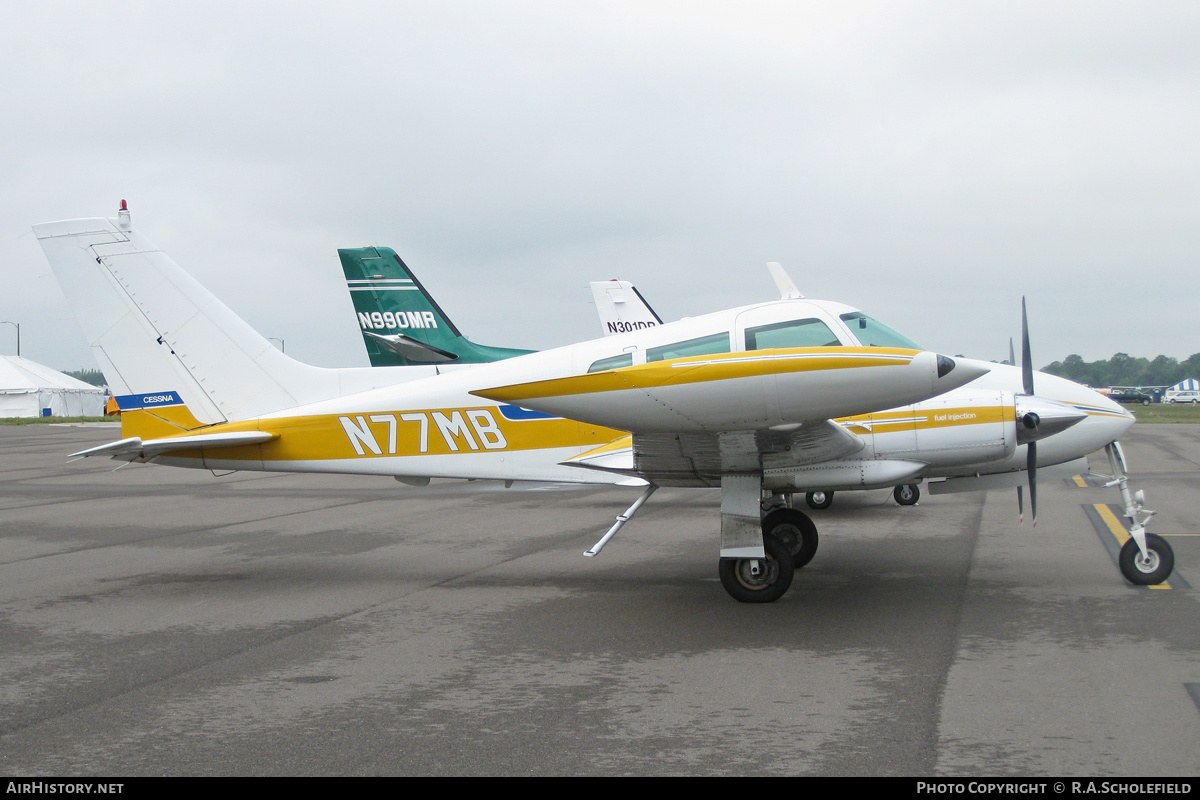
left=559, top=420, right=926, bottom=491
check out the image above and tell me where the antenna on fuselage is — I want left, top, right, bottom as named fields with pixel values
left=767, top=262, right=803, bottom=300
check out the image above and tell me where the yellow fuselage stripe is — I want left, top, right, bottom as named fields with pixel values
left=838, top=404, right=1015, bottom=433
left=126, top=406, right=625, bottom=462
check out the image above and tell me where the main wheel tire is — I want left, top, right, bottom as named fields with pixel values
left=762, top=508, right=819, bottom=568
left=718, top=534, right=795, bottom=603
left=1118, top=533, right=1175, bottom=585
left=893, top=484, right=920, bottom=505
left=805, top=490, right=834, bottom=510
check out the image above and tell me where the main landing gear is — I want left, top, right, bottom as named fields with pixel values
left=717, top=500, right=820, bottom=604
left=805, top=490, right=834, bottom=510
left=893, top=484, right=920, bottom=505
left=804, top=484, right=920, bottom=510
left=718, top=534, right=794, bottom=603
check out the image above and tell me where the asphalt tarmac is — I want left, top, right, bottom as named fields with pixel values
left=1, top=422, right=1197, bottom=776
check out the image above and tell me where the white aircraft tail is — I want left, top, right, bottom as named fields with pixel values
left=589, top=279, right=662, bottom=336
left=34, top=209, right=409, bottom=426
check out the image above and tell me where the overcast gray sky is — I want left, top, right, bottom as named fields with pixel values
left=3, top=1, right=1198, bottom=373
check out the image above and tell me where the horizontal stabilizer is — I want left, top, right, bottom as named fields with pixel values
left=364, top=331, right=459, bottom=362
left=70, top=430, right=277, bottom=460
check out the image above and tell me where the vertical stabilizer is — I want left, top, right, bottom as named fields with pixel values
left=34, top=213, right=403, bottom=425
left=340, top=247, right=532, bottom=366
left=589, top=279, right=663, bottom=336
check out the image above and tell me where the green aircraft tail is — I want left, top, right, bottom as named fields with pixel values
left=339, top=247, right=533, bottom=366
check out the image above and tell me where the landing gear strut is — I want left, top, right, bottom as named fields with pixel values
left=717, top=486, right=822, bottom=602
left=1105, top=442, right=1174, bottom=586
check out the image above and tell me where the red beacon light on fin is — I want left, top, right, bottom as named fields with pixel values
left=117, top=199, right=131, bottom=230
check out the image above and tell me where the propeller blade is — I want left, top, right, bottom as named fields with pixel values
left=1021, top=297, right=1034, bottom=396
left=1027, top=441, right=1038, bottom=527
left=1017, top=484, right=1024, bottom=524
left=1008, top=337, right=1016, bottom=366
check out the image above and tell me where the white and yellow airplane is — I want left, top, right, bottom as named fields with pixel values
left=578, top=268, right=1170, bottom=586
left=34, top=205, right=1172, bottom=602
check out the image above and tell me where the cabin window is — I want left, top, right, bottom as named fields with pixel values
left=839, top=312, right=923, bottom=349
left=587, top=353, right=634, bottom=373
left=745, top=318, right=841, bottom=350
left=646, top=332, right=731, bottom=362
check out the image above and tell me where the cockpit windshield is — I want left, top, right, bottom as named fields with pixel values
left=839, top=312, right=923, bottom=349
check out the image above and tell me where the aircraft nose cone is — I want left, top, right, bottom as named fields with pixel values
left=933, top=354, right=989, bottom=388
left=1015, top=396, right=1088, bottom=444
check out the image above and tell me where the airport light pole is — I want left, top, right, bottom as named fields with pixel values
left=0, top=321, right=18, bottom=357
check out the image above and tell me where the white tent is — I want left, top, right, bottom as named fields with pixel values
left=0, top=356, right=107, bottom=418
left=1169, top=378, right=1199, bottom=392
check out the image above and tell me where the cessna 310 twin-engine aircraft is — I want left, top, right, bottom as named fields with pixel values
left=35, top=205, right=1173, bottom=602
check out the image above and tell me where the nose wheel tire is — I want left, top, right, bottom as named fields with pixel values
left=805, top=490, right=834, bottom=510
left=718, top=534, right=795, bottom=603
left=893, top=484, right=920, bottom=505
left=1118, top=534, right=1175, bottom=586
left=762, top=508, right=819, bottom=568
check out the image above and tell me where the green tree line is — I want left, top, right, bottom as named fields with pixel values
left=1041, top=353, right=1200, bottom=388
left=64, top=368, right=107, bottom=387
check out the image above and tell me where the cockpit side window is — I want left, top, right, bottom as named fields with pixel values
left=745, top=318, right=841, bottom=351
left=839, top=312, right=923, bottom=349
left=646, top=332, right=731, bottom=363
left=587, top=353, right=634, bottom=373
